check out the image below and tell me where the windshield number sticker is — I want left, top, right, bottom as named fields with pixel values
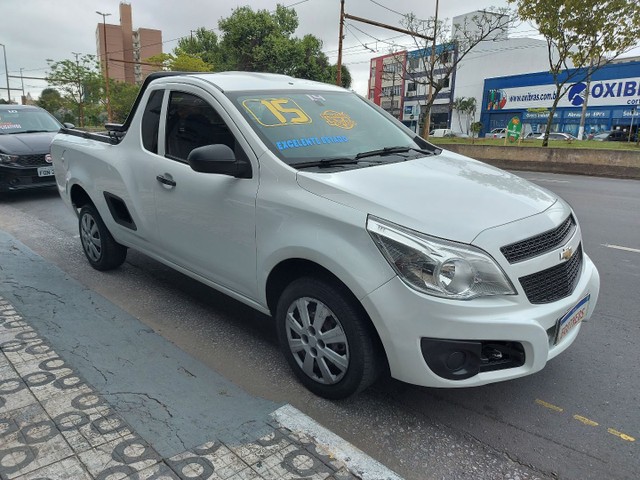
left=243, top=98, right=312, bottom=127
left=0, top=122, right=21, bottom=130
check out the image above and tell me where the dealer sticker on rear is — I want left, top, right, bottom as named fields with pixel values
left=555, top=294, right=590, bottom=344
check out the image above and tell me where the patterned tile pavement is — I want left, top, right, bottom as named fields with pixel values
left=0, top=297, right=360, bottom=480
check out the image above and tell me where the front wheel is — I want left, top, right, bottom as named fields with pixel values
left=78, top=204, right=127, bottom=271
left=276, top=277, right=380, bottom=399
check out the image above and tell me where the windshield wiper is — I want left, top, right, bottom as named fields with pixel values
left=293, top=157, right=361, bottom=169
left=355, top=146, right=434, bottom=160
left=20, top=129, right=53, bottom=133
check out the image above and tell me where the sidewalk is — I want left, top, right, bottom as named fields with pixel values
left=0, top=231, right=401, bottom=480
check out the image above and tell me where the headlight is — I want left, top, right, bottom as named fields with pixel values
left=0, top=153, right=19, bottom=164
left=367, top=216, right=516, bottom=300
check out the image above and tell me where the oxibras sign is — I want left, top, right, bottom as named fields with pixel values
left=568, top=79, right=640, bottom=106
left=487, top=76, right=640, bottom=110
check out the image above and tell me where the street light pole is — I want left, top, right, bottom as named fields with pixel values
left=19, top=68, right=25, bottom=104
left=0, top=43, right=11, bottom=103
left=96, top=11, right=113, bottom=122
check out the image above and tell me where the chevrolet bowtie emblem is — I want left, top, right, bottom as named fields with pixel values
left=560, top=246, right=574, bottom=261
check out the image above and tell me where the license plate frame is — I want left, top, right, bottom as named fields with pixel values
left=555, top=294, right=590, bottom=345
left=37, top=166, right=54, bottom=177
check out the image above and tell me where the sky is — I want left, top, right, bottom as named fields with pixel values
left=1, top=0, right=637, bottom=102
left=0, top=0, right=521, bottom=101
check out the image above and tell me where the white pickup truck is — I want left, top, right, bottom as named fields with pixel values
left=51, top=72, right=600, bottom=399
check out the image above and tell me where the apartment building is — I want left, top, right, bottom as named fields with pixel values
left=95, top=2, right=162, bottom=84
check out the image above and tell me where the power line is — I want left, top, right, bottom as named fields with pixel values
left=368, top=0, right=407, bottom=18
left=345, top=24, right=377, bottom=53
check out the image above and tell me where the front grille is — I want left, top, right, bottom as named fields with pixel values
left=501, top=215, right=576, bottom=263
left=519, top=244, right=583, bottom=304
left=16, top=154, right=48, bottom=167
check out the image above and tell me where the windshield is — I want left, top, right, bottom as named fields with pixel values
left=0, top=108, right=62, bottom=134
left=227, top=90, right=427, bottom=166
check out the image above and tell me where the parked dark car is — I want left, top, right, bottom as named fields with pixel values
left=0, top=105, right=71, bottom=193
left=591, top=130, right=636, bottom=142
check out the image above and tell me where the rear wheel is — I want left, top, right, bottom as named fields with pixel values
left=276, top=277, right=380, bottom=399
left=78, top=204, right=127, bottom=271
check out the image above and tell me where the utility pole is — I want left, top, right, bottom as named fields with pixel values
left=335, top=3, right=433, bottom=87
left=72, top=52, right=85, bottom=127
left=19, top=68, right=25, bottom=104
left=96, top=11, right=113, bottom=123
left=0, top=43, right=11, bottom=103
left=336, top=0, right=345, bottom=86
left=422, top=0, right=439, bottom=140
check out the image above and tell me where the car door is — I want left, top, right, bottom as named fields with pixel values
left=153, top=85, right=259, bottom=300
left=109, top=87, right=165, bottom=251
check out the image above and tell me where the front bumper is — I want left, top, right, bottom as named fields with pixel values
left=0, top=165, right=56, bottom=192
left=361, top=252, right=600, bottom=388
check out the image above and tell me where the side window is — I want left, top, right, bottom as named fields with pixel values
left=165, top=91, right=235, bottom=162
left=141, top=90, right=164, bottom=153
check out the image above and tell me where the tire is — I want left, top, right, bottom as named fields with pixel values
left=276, top=277, right=380, bottom=399
left=78, top=204, right=127, bottom=271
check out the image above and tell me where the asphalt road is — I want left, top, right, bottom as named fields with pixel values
left=1, top=171, right=638, bottom=480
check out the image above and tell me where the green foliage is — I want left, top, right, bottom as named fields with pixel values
left=470, top=121, right=483, bottom=144
left=217, top=5, right=297, bottom=72
left=177, top=28, right=220, bottom=66
left=45, top=54, right=101, bottom=127
left=510, top=0, right=640, bottom=69
left=179, top=5, right=350, bottom=86
left=36, top=88, right=64, bottom=116
left=508, top=0, right=640, bottom=146
left=44, top=53, right=141, bottom=126
left=145, top=52, right=212, bottom=72
left=453, top=97, right=477, bottom=133
left=109, top=81, right=140, bottom=123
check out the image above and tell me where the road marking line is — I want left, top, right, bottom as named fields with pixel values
left=602, top=244, right=640, bottom=254
left=607, top=428, right=636, bottom=442
left=535, top=399, right=564, bottom=412
left=574, top=415, right=599, bottom=427
left=272, top=404, right=403, bottom=480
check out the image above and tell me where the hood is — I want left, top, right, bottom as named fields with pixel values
left=0, top=131, right=58, bottom=155
left=296, top=150, right=557, bottom=243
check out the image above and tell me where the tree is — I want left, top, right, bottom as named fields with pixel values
left=45, top=54, right=101, bottom=127
left=453, top=97, right=476, bottom=134
left=470, top=121, right=483, bottom=144
left=508, top=0, right=640, bottom=146
left=402, top=9, right=514, bottom=139
left=109, top=81, right=140, bottom=123
left=145, top=52, right=212, bottom=72
left=176, top=28, right=220, bottom=67
left=36, top=88, right=64, bottom=117
left=180, top=5, right=350, bottom=87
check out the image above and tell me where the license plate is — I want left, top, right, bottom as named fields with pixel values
left=37, top=166, right=54, bottom=177
left=555, top=294, right=590, bottom=344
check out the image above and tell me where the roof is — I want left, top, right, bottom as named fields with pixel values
left=156, top=71, right=346, bottom=93
left=0, top=104, right=43, bottom=111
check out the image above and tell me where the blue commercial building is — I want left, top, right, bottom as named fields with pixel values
left=479, top=60, right=640, bottom=138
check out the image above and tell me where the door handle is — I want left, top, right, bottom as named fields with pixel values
left=156, top=175, right=176, bottom=187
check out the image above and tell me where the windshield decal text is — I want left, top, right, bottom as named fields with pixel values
left=0, top=123, right=21, bottom=130
left=276, top=135, right=349, bottom=150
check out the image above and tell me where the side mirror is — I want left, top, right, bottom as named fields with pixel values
left=63, top=122, right=75, bottom=129
left=187, top=144, right=251, bottom=178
